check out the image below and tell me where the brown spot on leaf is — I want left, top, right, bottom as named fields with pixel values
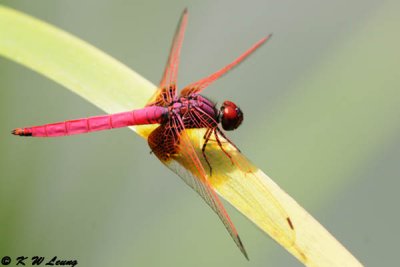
left=287, top=217, right=294, bottom=230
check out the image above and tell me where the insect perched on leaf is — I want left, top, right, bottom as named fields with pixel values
left=12, top=9, right=295, bottom=259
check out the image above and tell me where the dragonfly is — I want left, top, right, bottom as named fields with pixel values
left=12, top=9, right=295, bottom=259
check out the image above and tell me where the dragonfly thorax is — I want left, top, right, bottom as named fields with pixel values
left=168, top=94, right=219, bottom=129
left=169, top=95, right=243, bottom=131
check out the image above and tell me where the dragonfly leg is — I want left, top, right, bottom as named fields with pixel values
left=214, top=128, right=236, bottom=166
left=201, top=128, right=213, bottom=176
left=217, top=128, right=255, bottom=175
left=216, top=128, right=241, bottom=153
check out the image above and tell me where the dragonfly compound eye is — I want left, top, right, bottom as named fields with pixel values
left=221, top=101, right=243, bottom=131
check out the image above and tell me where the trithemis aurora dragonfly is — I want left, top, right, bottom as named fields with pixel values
left=12, top=9, right=295, bottom=259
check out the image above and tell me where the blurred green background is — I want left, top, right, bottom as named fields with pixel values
left=0, top=0, right=399, bottom=266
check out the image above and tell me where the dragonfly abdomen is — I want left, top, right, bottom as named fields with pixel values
left=12, top=106, right=168, bottom=137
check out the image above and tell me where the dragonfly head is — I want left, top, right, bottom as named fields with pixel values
left=219, top=101, right=243, bottom=131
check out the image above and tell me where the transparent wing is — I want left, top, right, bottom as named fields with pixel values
left=146, top=9, right=188, bottom=106
left=149, top=116, right=249, bottom=259
left=180, top=35, right=271, bottom=97
left=168, top=127, right=297, bottom=249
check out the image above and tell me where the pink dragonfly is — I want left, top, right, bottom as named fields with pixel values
left=13, top=9, right=292, bottom=259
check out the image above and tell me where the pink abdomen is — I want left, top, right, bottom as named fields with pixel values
left=13, top=106, right=167, bottom=137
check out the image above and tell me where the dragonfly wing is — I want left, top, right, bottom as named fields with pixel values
left=180, top=35, right=271, bottom=97
left=146, top=9, right=188, bottom=106
left=182, top=128, right=297, bottom=247
left=148, top=119, right=249, bottom=259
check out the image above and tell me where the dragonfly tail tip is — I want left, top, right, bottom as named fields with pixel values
left=11, top=128, right=31, bottom=136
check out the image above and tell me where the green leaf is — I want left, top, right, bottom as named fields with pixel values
left=0, top=5, right=156, bottom=122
